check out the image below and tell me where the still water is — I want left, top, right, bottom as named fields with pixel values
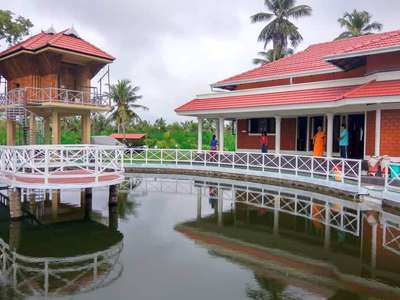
left=0, top=174, right=400, bottom=299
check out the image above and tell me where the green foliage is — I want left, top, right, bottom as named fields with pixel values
left=106, top=79, right=147, bottom=134
left=0, top=10, right=33, bottom=45
left=336, top=9, right=383, bottom=39
left=251, top=0, right=312, bottom=57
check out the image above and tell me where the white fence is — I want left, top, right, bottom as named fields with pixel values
left=128, top=176, right=361, bottom=236
left=124, top=148, right=363, bottom=189
left=0, top=239, right=123, bottom=297
left=3, top=87, right=111, bottom=107
left=0, top=144, right=124, bottom=187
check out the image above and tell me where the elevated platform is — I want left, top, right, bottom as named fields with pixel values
left=0, top=144, right=124, bottom=189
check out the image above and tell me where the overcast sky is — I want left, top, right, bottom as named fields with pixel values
left=3, top=0, right=400, bottom=122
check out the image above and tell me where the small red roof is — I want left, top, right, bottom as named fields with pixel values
left=0, top=29, right=114, bottom=61
left=214, top=30, right=400, bottom=87
left=343, top=79, right=400, bottom=98
left=111, top=133, right=146, bottom=140
left=176, top=85, right=359, bottom=113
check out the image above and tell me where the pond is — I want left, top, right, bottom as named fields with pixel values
left=0, top=174, right=399, bottom=299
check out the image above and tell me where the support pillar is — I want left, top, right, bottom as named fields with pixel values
left=324, top=205, right=331, bottom=250
left=217, top=188, right=223, bottom=227
left=275, top=116, right=281, bottom=153
left=197, top=117, right=203, bottom=151
left=51, top=111, right=60, bottom=144
left=197, top=187, right=202, bottom=221
left=9, top=188, right=22, bottom=220
left=81, top=112, right=91, bottom=144
left=44, top=117, right=50, bottom=144
left=51, top=190, right=60, bottom=219
left=375, top=107, right=381, bottom=157
left=109, top=185, right=118, bottom=206
left=83, top=188, right=92, bottom=220
left=326, top=113, right=334, bottom=157
left=218, top=117, right=224, bottom=151
left=9, top=220, right=21, bottom=252
left=29, top=114, right=36, bottom=144
left=6, top=119, right=16, bottom=145
left=109, top=202, right=118, bottom=230
left=273, top=195, right=280, bottom=236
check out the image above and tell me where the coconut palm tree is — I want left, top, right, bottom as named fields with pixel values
left=336, top=10, right=382, bottom=40
left=107, top=80, right=148, bottom=134
left=253, top=48, right=293, bottom=65
left=251, top=0, right=311, bottom=59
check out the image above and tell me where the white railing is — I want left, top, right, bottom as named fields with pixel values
left=128, top=176, right=361, bottom=235
left=124, top=148, right=363, bottom=188
left=0, top=239, right=123, bottom=297
left=3, top=87, right=111, bottom=107
left=0, top=144, right=124, bottom=187
left=385, top=163, right=400, bottom=192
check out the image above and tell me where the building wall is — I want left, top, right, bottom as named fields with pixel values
left=366, top=52, right=400, bottom=74
left=281, top=118, right=296, bottom=151
left=381, top=109, right=400, bottom=156
left=237, top=119, right=275, bottom=150
left=237, top=118, right=300, bottom=151
left=366, top=111, right=376, bottom=156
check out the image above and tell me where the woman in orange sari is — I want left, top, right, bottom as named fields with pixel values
left=313, top=126, right=326, bottom=156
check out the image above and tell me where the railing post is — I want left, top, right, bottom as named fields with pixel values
left=358, top=161, right=362, bottom=188
left=175, top=149, right=178, bottom=165
left=341, top=159, right=345, bottom=184
left=278, top=153, right=281, bottom=174
left=311, top=157, right=314, bottom=178
left=45, top=148, right=49, bottom=184
left=161, top=149, right=163, bottom=164
left=326, top=158, right=330, bottom=181
left=145, top=149, right=148, bottom=164
left=295, top=155, right=298, bottom=176
left=384, top=166, right=389, bottom=192
left=246, top=153, right=249, bottom=170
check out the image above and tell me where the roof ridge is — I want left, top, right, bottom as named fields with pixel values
left=47, top=30, right=69, bottom=45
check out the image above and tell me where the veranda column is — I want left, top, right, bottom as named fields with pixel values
left=51, top=111, right=60, bottom=144
left=6, top=119, right=16, bottom=145
left=29, top=113, right=36, bottom=144
left=275, top=116, right=281, bottom=153
left=375, top=107, right=381, bottom=156
left=44, top=117, right=50, bottom=144
left=326, top=113, right=334, bottom=157
left=218, top=117, right=224, bottom=151
left=81, top=112, right=91, bottom=144
left=9, top=188, right=22, bottom=220
left=197, top=117, right=203, bottom=151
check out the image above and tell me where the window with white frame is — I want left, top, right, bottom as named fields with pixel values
left=248, top=118, right=276, bottom=134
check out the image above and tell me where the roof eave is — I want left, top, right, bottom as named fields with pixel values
left=0, top=45, right=115, bottom=63
left=325, top=45, right=400, bottom=62
left=211, top=68, right=341, bottom=89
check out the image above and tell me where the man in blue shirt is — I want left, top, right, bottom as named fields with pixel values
left=339, top=124, right=349, bottom=158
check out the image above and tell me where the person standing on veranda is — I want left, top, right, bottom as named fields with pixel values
left=259, top=131, right=268, bottom=153
left=339, top=124, right=349, bottom=158
left=313, top=126, right=326, bottom=157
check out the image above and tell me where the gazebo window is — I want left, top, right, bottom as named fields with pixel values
left=248, top=118, right=276, bottom=134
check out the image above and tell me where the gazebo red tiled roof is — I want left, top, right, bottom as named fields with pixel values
left=0, top=29, right=114, bottom=61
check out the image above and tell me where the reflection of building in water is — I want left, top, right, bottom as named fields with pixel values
left=0, top=184, right=127, bottom=298
left=0, top=209, right=123, bottom=298
left=128, top=176, right=400, bottom=298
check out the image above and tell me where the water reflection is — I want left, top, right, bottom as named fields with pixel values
left=0, top=187, right=124, bottom=299
left=128, top=175, right=400, bottom=299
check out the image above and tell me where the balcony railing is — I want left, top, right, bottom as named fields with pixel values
left=0, top=144, right=124, bottom=188
left=2, top=87, right=111, bottom=107
left=124, top=148, right=363, bottom=189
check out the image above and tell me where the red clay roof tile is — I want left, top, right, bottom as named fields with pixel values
left=215, top=30, right=400, bottom=87
left=0, top=30, right=114, bottom=61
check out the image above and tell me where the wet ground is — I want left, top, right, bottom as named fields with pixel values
left=0, top=174, right=399, bottom=299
